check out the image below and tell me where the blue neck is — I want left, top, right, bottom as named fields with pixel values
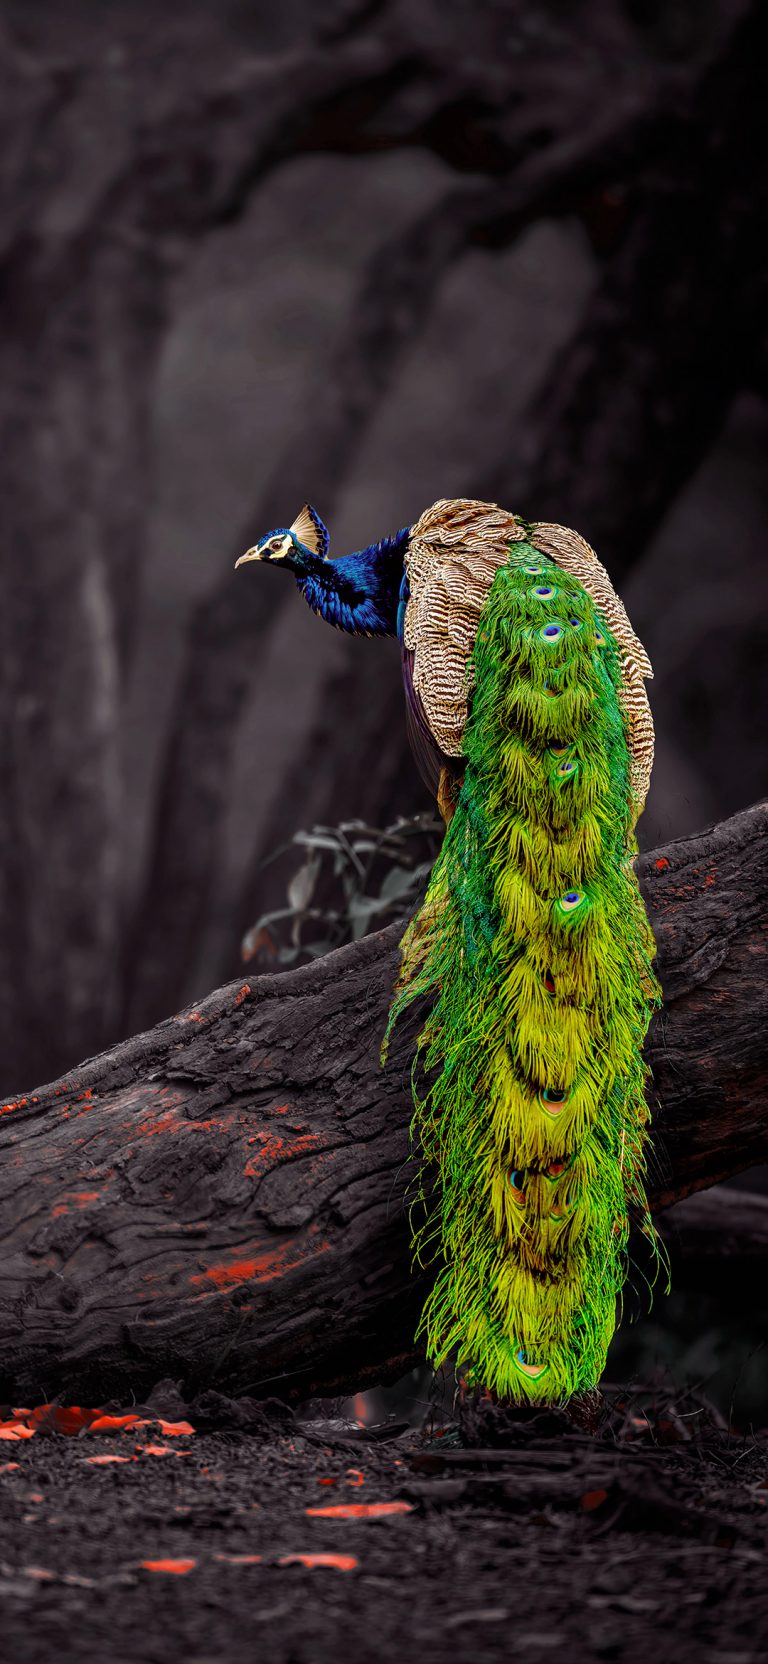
left=294, top=527, right=410, bottom=636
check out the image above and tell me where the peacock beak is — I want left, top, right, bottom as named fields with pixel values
left=235, top=545, right=263, bottom=569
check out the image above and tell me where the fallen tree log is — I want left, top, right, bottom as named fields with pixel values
left=661, top=1186, right=768, bottom=1264
left=0, top=801, right=766, bottom=1405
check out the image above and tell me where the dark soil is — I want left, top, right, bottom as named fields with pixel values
left=1, top=1389, right=766, bottom=1664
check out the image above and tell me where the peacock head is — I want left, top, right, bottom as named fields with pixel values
left=235, top=504, right=329, bottom=573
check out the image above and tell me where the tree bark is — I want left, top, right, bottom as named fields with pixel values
left=0, top=801, right=765, bottom=1406
left=480, top=0, right=768, bottom=581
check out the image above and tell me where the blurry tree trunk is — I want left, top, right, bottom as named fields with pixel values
left=0, top=802, right=765, bottom=1404
left=481, top=0, right=768, bottom=578
left=0, top=27, right=427, bottom=1085
left=0, top=171, right=168, bottom=1091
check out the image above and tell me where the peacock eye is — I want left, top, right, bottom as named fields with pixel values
left=269, top=539, right=282, bottom=551
left=507, top=1168, right=526, bottom=1205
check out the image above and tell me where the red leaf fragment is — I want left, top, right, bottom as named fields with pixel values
left=305, top=1501, right=413, bottom=1520
left=0, top=1405, right=196, bottom=1440
left=137, top=1444, right=192, bottom=1458
left=278, top=1553, right=358, bottom=1571
left=88, top=1414, right=142, bottom=1432
left=141, top=1558, right=197, bottom=1575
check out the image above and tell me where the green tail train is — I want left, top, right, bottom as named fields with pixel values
left=388, top=541, right=662, bottom=1403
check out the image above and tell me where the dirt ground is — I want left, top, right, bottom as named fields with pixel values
left=0, top=1387, right=766, bottom=1664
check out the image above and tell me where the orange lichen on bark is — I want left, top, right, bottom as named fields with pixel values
left=243, top=1129, right=322, bottom=1178
left=51, top=1191, right=101, bottom=1217
left=191, top=1225, right=330, bottom=1292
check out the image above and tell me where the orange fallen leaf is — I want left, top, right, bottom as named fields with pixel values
left=304, top=1501, right=413, bottom=1520
left=278, top=1553, right=357, bottom=1572
left=29, top=1405, right=98, bottom=1435
left=141, top=1558, right=197, bottom=1575
left=23, top=1566, right=55, bottom=1581
left=0, top=1462, right=20, bottom=1471
left=88, top=1414, right=142, bottom=1433
left=137, top=1444, right=192, bottom=1458
left=84, top=1454, right=134, bottom=1465
left=345, top=1469, right=364, bottom=1488
left=0, top=1406, right=196, bottom=1441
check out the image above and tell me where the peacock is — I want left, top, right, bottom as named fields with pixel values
left=236, top=498, right=662, bottom=1404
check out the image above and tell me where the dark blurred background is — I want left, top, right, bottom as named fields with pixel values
left=1, top=0, right=767, bottom=1107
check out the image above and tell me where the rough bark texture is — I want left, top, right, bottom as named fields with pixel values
left=0, top=801, right=765, bottom=1405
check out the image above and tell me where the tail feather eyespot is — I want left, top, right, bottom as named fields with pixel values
left=514, top=1349, right=548, bottom=1380
left=539, top=1087, right=569, bottom=1116
left=543, top=1156, right=574, bottom=1182
left=508, top=1169, right=526, bottom=1205
left=557, top=889, right=585, bottom=914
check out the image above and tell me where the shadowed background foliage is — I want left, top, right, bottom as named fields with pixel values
left=1, top=0, right=766, bottom=1102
